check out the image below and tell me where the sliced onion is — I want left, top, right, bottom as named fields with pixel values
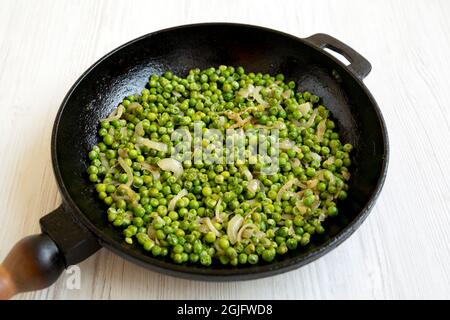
left=247, top=179, right=260, bottom=193
left=120, top=127, right=128, bottom=138
left=137, top=137, right=168, bottom=152
left=241, top=167, right=253, bottom=181
left=324, top=156, right=336, bottom=167
left=272, top=121, right=286, bottom=130
left=309, top=152, right=322, bottom=162
left=342, top=171, right=351, bottom=180
left=115, top=184, right=137, bottom=204
left=277, top=178, right=299, bottom=202
left=317, top=119, right=327, bottom=142
left=229, top=116, right=252, bottom=129
left=288, top=226, right=295, bottom=236
left=204, top=217, right=221, bottom=237
left=282, top=89, right=292, bottom=99
left=281, top=214, right=294, bottom=220
left=214, top=239, right=225, bottom=254
left=223, top=111, right=243, bottom=122
left=101, top=104, right=125, bottom=122
left=243, top=207, right=258, bottom=221
left=215, top=198, right=223, bottom=222
left=301, top=109, right=318, bottom=128
left=279, top=139, right=295, bottom=150
left=237, top=223, right=257, bottom=242
left=307, top=179, right=318, bottom=189
left=139, top=162, right=160, bottom=180
left=147, top=226, right=156, bottom=240
left=135, top=121, right=145, bottom=136
left=99, top=153, right=110, bottom=172
left=168, top=189, right=188, bottom=212
left=286, top=191, right=301, bottom=199
left=293, top=146, right=302, bottom=153
left=299, top=102, right=312, bottom=116
left=245, top=199, right=256, bottom=206
left=227, top=214, right=244, bottom=244
left=118, top=148, right=128, bottom=158
left=198, top=223, right=209, bottom=234
left=237, top=84, right=254, bottom=98
left=254, top=231, right=267, bottom=239
left=157, top=158, right=183, bottom=178
left=295, top=202, right=308, bottom=215
left=127, top=102, right=142, bottom=111
left=290, top=158, right=301, bottom=168
left=238, top=85, right=268, bottom=107
left=328, top=172, right=336, bottom=185
left=118, top=157, right=133, bottom=187
left=243, top=228, right=256, bottom=239
left=312, top=197, right=321, bottom=211
left=253, top=87, right=269, bottom=107
left=218, top=116, right=227, bottom=126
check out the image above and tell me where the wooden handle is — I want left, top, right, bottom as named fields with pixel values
left=0, top=234, right=65, bottom=299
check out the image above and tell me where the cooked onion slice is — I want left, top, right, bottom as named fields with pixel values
left=127, top=102, right=142, bottom=111
left=229, top=116, right=252, bottom=129
left=253, top=87, right=269, bottom=107
left=115, top=184, right=138, bottom=204
left=307, top=179, right=318, bottom=189
left=309, top=152, right=322, bottom=162
left=279, top=139, right=295, bottom=150
left=238, top=85, right=268, bottom=107
left=241, top=167, right=253, bottom=181
left=277, top=178, right=299, bottom=202
left=295, top=202, right=308, bottom=215
left=281, top=89, right=292, bottom=99
left=299, top=102, right=312, bottom=116
left=118, top=157, right=133, bottom=187
left=137, top=137, right=167, bottom=152
left=227, top=214, right=244, bottom=244
left=204, top=217, right=221, bottom=237
left=247, top=179, right=260, bottom=193
left=135, top=121, right=145, bottom=136
left=168, top=189, right=188, bottom=212
left=290, top=158, right=301, bottom=168
left=323, top=156, right=336, bottom=167
left=316, top=119, right=327, bottom=142
left=215, top=198, right=223, bottom=223
left=101, top=105, right=125, bottom=122
left=237, top=223, right=257, bottom=242
left=147, top=226, right=156, bottom=240
left=99, top=153, right=110, bottom=172
left=157, top=158, right=183, bottom=178
left=139, top=162, right=160, bottom=180
left=342, top=170, right=351, bottom=180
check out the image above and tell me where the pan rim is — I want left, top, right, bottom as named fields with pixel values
left=51, top=22, right=389, bottom=280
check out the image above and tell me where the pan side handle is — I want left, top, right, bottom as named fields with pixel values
left=0, top=205, right=100, bottom=299
left=0, top=234, right=64, bottom=299
left=304, top=33, right=372, bottom=80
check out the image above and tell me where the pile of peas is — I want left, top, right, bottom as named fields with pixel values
left=86, top=66, right=353, bottom=266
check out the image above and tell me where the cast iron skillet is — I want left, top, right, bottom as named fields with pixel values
left=0, top=23, right=388, bottom=299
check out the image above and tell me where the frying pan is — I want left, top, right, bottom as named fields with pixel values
left=0, top=23, right=388, bottom=299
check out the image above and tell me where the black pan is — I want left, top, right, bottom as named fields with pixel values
left=0, top=23, right=388, bottom=299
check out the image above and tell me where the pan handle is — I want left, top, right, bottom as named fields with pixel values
left=0, top=234, right=64, bottom=299
left=0, top=205, right=100, bottom=299
left=304, top=33, right=372, bottom=80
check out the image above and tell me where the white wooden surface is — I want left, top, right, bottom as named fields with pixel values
left=1, top=0, right=450, bottom=300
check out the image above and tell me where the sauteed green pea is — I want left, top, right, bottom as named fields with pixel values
left=87, top=66, right=353, bottom=266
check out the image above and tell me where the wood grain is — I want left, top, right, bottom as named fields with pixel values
left=1, top=0, right=449, bottom=299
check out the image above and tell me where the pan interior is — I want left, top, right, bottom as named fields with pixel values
left=54, top=24, right=387, bottom=278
